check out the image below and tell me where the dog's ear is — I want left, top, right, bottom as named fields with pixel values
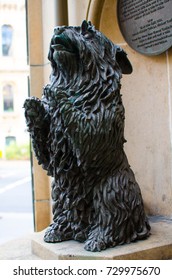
left=116, top=47, right=133, bottom=74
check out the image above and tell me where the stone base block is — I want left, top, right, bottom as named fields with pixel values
left=31, top=217, right=172, bottom=260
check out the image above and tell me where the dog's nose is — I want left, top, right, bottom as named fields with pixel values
left=54, top=26, right=66, bottom=35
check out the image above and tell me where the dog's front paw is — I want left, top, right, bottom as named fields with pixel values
left=84, top=229, right=106, bottom=252
left=44, top=225, right=63, bottom=243
left=44, top=223, right=73, bottom=243
left=24, top=97, right=46, bottom=129
left=24, top=96, right=41, bottom=112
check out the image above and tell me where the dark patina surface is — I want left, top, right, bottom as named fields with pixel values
left=24, top=20, right=150, bottom=252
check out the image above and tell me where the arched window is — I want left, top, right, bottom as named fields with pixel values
left=1, top=24, right=13, bottom=56
left=3, top=84, right=14, bottom=112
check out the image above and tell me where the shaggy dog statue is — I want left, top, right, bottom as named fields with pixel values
left=24, top=20, right=150, bottom=252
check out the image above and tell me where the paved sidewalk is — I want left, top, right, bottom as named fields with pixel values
left=0, top=235, right=40, bottom=260
left=0, top=160, right=34, bottom=244
left=0, top=212, right=34, bottom=244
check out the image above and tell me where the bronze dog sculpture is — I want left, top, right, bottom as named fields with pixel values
left=24, top=20, right=150, bottom=251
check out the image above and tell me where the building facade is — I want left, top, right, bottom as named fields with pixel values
left=0, top=0, right=29, bottom=158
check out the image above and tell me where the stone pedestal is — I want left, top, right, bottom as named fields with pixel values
left=31, top=217, right=172, bottom=260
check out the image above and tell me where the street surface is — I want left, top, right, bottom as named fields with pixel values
left=0, top=160, right=34, bottom=244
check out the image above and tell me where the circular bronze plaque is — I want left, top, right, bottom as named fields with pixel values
left=117, top=0, right=172, bottom=55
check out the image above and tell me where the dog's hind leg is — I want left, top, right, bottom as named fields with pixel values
left=84, top=168, right=150, bottom=252
left=44, top=179, right=91, bottom=243
left=44, top=180, right=74, bottom=242
left=84, top=179, right=118, bottom=252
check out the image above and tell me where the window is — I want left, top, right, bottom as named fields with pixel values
left=5, top=136, right=16, bottom=146
left=1, top=24, right=13, bottom=56
left=3, top=84, right=14, bottom=112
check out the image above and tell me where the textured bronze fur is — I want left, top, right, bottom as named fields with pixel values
left=24, top=21, right=150, bottom=251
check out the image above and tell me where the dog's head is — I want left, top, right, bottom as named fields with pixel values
left=48, top=20, right=132, bottom=80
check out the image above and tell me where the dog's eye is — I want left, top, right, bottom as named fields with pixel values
left=82, top=28, right=94, bottom=39
left=83, top=31, right=93, bottom=39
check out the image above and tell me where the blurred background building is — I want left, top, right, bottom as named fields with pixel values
left=0, top=0, right=29, bottom=160
left=0, top=0, right=33, bottom=245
